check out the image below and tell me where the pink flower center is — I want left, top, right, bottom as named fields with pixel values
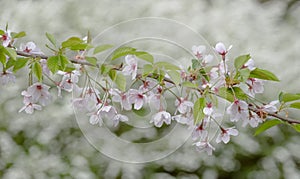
left=24, top=47, right=31, bottom=53
left=1, top=34, right=7, bottom=41
left=36, top=85, right=42, bottom=90
left=137, top=94, right=144, bottom=99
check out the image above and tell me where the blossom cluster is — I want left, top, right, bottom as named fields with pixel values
left=1, top=27, right=298, bottom=156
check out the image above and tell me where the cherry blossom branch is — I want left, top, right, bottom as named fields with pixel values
left=15, top=50, right=300, bottom=125
left=249, top=106, right=300, bottom=124
left=16, top=50, right=98, bottom=67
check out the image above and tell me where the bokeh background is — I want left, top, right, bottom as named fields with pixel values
left=1, top=0, right=300, bottom=178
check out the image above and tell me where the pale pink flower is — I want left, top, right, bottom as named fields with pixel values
left=89, top=113, right=103, bottom=126
left=112, top=114, right=128, bottom=127
left=246, top=78, right=264, bottom=97
left=175, top=97, right=194, bottom=114
left=138, top=80, right=157, bottom=93
left=150, top=111, right=172, bottom=127
left=192, top=123, right=208, bottom=141
left=214, top=42, right=232, bottom=56
left=192, top=45, right=206, bottom=59
left=100, top=104, right=117, bottom=119
left=57, top=70, right=81, bottom=96
left=193, top=141, right=215, bottom=155
left=172, top=114, right=193, bottom=125
left=110, top=88, right=132, bottom=110
left=242, top=112, right=262, bottom=128
left=128, top=89, right=146, bottom=110
left=243, top=58, right=256, bottom=71
left=0, top=71, right=16, bottom=85
left=0, top=30, right=11, bottom=47
left=40, top=59, right=50, bottom=76
left=226, top=100, right=249, bottom=122
left=18, top=102, right=42, bottom=114
left=261, top=100, right=278, bottom=113
left=19, top=42, right=44, bottom=55
left=122, top=55, right=138, bottom=80
left=26, top=82, right=52, bottom=106
left=203, top=102, right=213, bottom=116
left=216, top=127, right=238, bottom=144
left=72, top=98, right=88, bottom=111
left=202, top=54, right=213, bottom=66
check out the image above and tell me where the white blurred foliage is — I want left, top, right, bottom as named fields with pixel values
left=0, top=0, right=300, bottom=178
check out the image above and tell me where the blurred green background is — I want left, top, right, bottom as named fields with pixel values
left=1, top=0, right=300, bottom=178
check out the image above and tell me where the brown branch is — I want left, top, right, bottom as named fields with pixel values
left=16, top=50, right=98, bottom=67
left=249, top=106, right=300, bottom=124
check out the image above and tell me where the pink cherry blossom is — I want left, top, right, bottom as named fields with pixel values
left=40, top=59, right=50, bottom=76
left=110, top=88, right=132, bottom=110
left=216, top=127, right=238, bottom=144
left=19, top=42, right=44, bottom=55
left=175, top=97, right=194, bottom=114
left=192, top=45, right=206, bottom=59
left=72, top=98, right=88, bottom=111
left=192, top=123, right=208, bottom=141
left=243, top=58, right=256, bottom=71
left=172, top=113, right=193, bottom=126
left=193, top=140, right=215, bottom=155
left=89, top=113, right=103, bottom=126
left=128, top=89, right=146, bottom=110
left=112, top=114, right=128, bottom=127
left=0, top=30, right=11, bottom=47
left=0, top=71, right=16, bottom=85
left=246, top=78, right=264, bottom=97
left=26, top=82, right=52, bottom=106
left=57, top=70, right=81, bottom=96
left=214, top=42, right=232, bottom=57
left=226, top=100, right=249, bottom=122
left=150, top=111, right=172, bottom=127
left=19, top=90, right=42, bottom=114
left=122, top=55, right=138, bottom=80
left=203, top=103, right=213, bottom=116
left=242, top=112, right=262, bottom=128
left=261, top=100, right=278, bottom=113
left=202, top=54, right=213, bottom=66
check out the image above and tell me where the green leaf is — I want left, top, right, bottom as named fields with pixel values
left=58, top=55, right=70, bottom=70
left=291, top=124, right=300, bottom=133
left=13, top=58, right=28, bottom=72
left=70, top=43, right=93, bottom=50
left=6, top=59, right=15, bottom=69
left=155, top=61, right=180, bottom=71
left=192, top=59, right=201, bottom=69
left=115, top=73, right=126, bottom=91
left=133, top=107, right=151, bottom=116
left=47, top=56, right=59, bottom=74
left=0, top=30, right=4, bottom=35
left=11, top=31, right=26, bottom=39
left=193, top=98, right=206, bottom=124
left=61, top=37, right=82, bottom=48
left=181, top=81, right=197, bottom=88
left=85, top=56, right=98, bottom=66
left=0, top=52, right=6, bottom=67
left=109, top=69, right=117, bottom=81
left=46, top=32, right=57, bottom=47
left=239, top=68, right=251, bottom=82
left=134, top=51, right=154, bottom=64
left=3, top=47, right=17, bottom=60
left=254, top=119, right=283, bottom=136
left=100, top=64, right=112, bottom=75
left=280, top=93, right=300, bottom=103
left=142, top=64, right=154, bottom=77
left=289, top=102, right=300, bottom=109
left=93, top=44, right=113, bottom=55
left=218, top=87, right=248, bottom=102
left=249, top=68, right=279, bottom=81
left=111, top=46, right=136, bottom=60
left=167, top=70, right=181, bottom=85
left=32, top=62, right=43, bottom=82
left=234, top=54, right=251, bottom=69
